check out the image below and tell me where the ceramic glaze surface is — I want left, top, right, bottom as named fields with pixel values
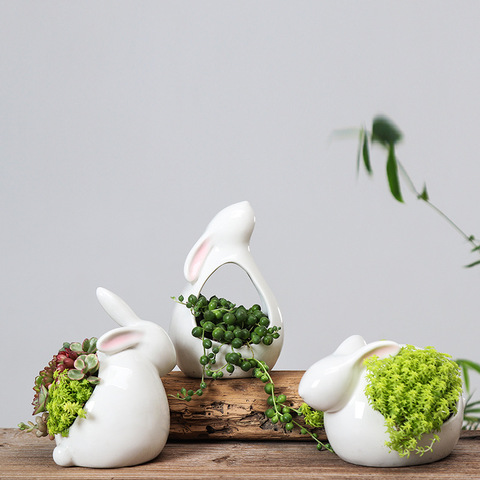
left=299, top=335, right=464, bottom=467
left=169, top=201, right=283, bottom=378
left=53, top=287, right=177, bottom=468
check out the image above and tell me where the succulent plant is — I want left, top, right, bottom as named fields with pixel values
left=67, top=353, right=100, bottom=384
left=21, top=337, right=99, bottom=437
left=32, top=338, right=98, bottom=415
left=18, top=412, right=49, bottom=438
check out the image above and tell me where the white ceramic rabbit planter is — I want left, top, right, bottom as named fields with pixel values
left=53, top=287, right=177, bottom=468
left=169, top=201, right=283, bottom=378
left=299, top=335, right=464, bottom=467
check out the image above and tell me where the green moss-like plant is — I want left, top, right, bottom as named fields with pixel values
left=45, top=370, right=95, bottom=437
left=364, top=345, right=462, bottom=457
left=298, top=403, right=324, bottom=429
left=19, top=338, right=99, bottom=438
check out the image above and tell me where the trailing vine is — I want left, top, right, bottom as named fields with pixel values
left=172, top=294, right=332, bottom=451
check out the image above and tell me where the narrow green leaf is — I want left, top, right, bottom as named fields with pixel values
left=471, top=245, right=480, bottom=252
left=463, top=415, right=480, bottom=423
left=362, top=129, right=372, bottom=175
left=464, top=407, right=480, bottom=414
left=33, top=385, right=48, bottom=415
left=456, top=359, right=480, bottom=375
left=418, top=184, right=429, bottom=201
left=465, top=259, right=480, bottom=268
left=463, top=367, right=470, bottom=393
left=386, top=145, right=404, bottom=202
left=371, top=116, right=403, bottom=147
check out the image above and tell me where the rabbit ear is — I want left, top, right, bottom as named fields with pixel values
left=354, top=340, right=401, bottom=365
left=97, top=327, right=144, bottom=355
left=334, top=335, right=367, bottom=356
left=184, top=234, right=212, bottom=284
left=96, top=287, right=141, bottom=326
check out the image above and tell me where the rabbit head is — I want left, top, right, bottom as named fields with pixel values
left=299, top=335, right=400, bottom=413
left=169, top=201, right=283, bottom=378
left=96, top=287, right=176, bottom=376
left=184, top=201, right=255, bottom=284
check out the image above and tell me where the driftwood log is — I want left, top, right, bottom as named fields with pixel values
left=162, top=370, right=326, bottom=441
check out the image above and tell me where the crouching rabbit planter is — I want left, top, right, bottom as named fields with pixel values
left=169, top=201, right=283, bottom=378
left=53, top=287, right=177, bottom=468
left=299, top=335, right=464, bottom=467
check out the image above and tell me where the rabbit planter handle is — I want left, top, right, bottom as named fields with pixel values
left=53, top=287, right=176, bottom=468
left=299, top=335, right=464, bottom=467
left=169, top=201, right=283, bottom=377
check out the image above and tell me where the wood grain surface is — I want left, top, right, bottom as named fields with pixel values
left=5, top=370, right=479, bottom=479
left=1, top=429, right=479, bottom=479
left=163, top=370, right=326, bottom=440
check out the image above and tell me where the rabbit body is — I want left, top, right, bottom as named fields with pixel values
left=53, top=288, right=176, bottom=468
left=299, top=335, right=464, bottom=467
left=170, top=201, right=283, bottom=378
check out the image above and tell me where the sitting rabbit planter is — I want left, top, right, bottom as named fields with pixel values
left=53, top=287, right=177, bottom=468
left=169, top=201, right=283, bottom=378
left=299, top=335, right=464, bottom=467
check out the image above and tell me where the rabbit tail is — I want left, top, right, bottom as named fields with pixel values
left=53, top=441, right=75, bottom=467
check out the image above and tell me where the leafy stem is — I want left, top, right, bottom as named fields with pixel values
left=354, top=116, right=480, bottom=267
left=171, top=293, right=331, bottom=452
left=253, top=359, right=333, bottom=452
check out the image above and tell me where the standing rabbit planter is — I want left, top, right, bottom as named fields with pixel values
left=299, top=335, right=464, bottom=467
left=52, top=287, right=177, bottom=468
left=169, top=201, right=283, bottom=378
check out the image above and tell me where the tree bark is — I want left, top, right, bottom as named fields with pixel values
left=162, top=370, right=326, bottom=441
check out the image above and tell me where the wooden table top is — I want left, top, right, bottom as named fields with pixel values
left=1, top=428, right=479, bottom=480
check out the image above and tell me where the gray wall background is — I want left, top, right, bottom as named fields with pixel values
left=2, top=1, right=480, bottom=428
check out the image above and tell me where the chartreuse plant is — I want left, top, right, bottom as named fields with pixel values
left=45, top=370, right=94, bottom=436
left=19, top=338, right=99, bottom=438
left=364, top=345, right=462, bottom=457
left=347, top=116, right=480, bottom=429
left=172, top=294, right=332, bottom=451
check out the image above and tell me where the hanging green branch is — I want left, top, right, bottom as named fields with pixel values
left=354, top=115, right=480, bottom=267
left=346, top=116, right=480, bottom=429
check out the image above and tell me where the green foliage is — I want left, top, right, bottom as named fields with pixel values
left=171, top=293, right=281, bottom=398
left=20, top=338, right=99, bottom=438
left=172, top=293, right=331, bottom=452
left=298, top=403, right=325, bottom=429
left=256, top=361, right=332, bottom=452
left=346, top=114, right=480, bottom=430
left=364, top=345, right=463, bottom=457
left=46, top=370, right=94, bottom=437
left=68, top=353, right=100, bottom=382
left=371, top=116, right=403, bottom=147
left=455, top=359, right=480, bottom=429
left=351, top=115, right=480, bottom=267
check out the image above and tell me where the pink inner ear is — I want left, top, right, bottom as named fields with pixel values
left=363, top=344, right=400, bottom=362
left=98, top=330, right=143, bottom=354
left=187, top=238, right=210, bottom=282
